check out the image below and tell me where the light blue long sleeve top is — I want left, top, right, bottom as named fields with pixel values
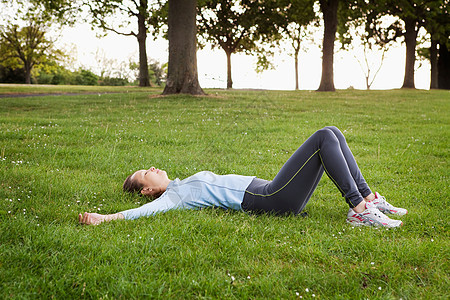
left=120, top=171, right=255, bottom=220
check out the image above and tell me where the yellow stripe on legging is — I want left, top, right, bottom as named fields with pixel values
left=245, top=149, right=321, bottom=197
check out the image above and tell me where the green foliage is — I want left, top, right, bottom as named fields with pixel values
left=0, top=2, right=68, bottom=84
left=9, top=0, right=82, bottom=24
left=198, top=0, right=287, bottom=52
left=99, top=76, right=130, bottom=86
left=422, top=0, right=450, bottom=46
left=364, top=0, right=447, bottom=45
left=73, top=69, right=99, bottom=86
left=34, top=61, right=73, bottom=85
left=148, top=61, right=167, bottom=86
left=0, top=87, right=448, bottom=298
left=0, top=20, right=61, bottom=83
left=129, top=59, right=167, bottom=86
left=0, top=65, right=26, bottom=83
left=197, top=0, right=287, bottom=78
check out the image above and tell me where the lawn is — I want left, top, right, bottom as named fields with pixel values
left=0, top=85, right=448, bottom=299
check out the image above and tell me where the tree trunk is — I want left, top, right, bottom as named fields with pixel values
left=294, top=50, right=299, bottom=90
left=24, top=62, right=32, bottom=84
left=401, top=18, right=417, bottom=89
left=137, top=7, right=150, bottom=87
left=163, top=0, right=204, bottom=95
left=226, top=50, right=233, bottom=89
left=430, top=38, right=438, bottom=89
left=317, top=0, right=338, bottom=92
left=437, top=42, right=450, bottom=89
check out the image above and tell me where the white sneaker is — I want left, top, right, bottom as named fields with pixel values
left=346, top=202, right=403, bottom=228
left=372, top=192, right=408, bottom=216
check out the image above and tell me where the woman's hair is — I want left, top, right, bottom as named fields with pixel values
left=123, top=173, right=144, bottom=194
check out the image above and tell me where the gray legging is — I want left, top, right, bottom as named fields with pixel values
left=242, top=126, right=372, bottom=215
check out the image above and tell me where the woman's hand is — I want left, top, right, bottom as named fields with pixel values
left=78, top=212, right=106, bottom=225
left=78, top=212, right=124, bottom=225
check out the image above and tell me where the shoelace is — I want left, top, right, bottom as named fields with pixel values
left=366, top=207, right=389, bottom=220
left=375, top=195, right=393, bottom=208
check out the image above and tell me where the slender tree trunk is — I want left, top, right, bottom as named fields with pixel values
left=137, top=8, right=150, bottom=87
left=294, top=50, right=299, bottom=90
left=226, top=50, right=233, bottom=89
left=163, top=0, right=204, bottom=95
left=430, top=38, right=438, bottom=89
left=437, top=42, right=450, bottom=89
left=401, top=18, right=417, bottom=89
left=317, top=0, right=338, bottom=92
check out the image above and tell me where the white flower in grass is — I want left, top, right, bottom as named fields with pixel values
left=378, top=286, right=382, bottom=290
left=305, top=288, right=309, bottom=292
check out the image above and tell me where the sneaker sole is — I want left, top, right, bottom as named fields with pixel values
left=377, top=208, right=408, bottom=216
left=346, top=218, right=403, bottom=228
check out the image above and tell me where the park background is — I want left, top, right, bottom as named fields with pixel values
left=1, top=0, right=449, bottom=91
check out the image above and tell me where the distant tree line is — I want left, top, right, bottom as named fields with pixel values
left=0, top=0, right=449, bottom=93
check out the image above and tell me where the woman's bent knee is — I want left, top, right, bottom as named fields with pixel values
left=324, top=126, right=345, bottom=141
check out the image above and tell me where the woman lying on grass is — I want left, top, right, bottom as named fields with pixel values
left=79, top=126, right=407, bottom=227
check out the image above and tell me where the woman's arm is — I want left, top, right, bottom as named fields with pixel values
left=78, top=212, right=124, bottom=225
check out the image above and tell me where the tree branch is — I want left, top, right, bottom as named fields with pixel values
left=98, top=19, right=136, bottom=37
left=369, top=46, right=387, bottom=88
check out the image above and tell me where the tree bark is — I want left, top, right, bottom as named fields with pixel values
left=137, top=5, right=150, bottom=87
left=430, top=37, right=438, bottom=89
left=437, top=42, right=450, bottom=89
left=226, top=50, right=233, bottom=89
left=24, top=64, right=32, bottom=84
left=401, top=17, right=417, bottom=89
left=163, top=0, right=204, bottom=95
left=317, top=0, right=338, bottom=92
left=294, top=50, right=299, bottom=90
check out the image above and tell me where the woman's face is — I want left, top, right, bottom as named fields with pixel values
left=133, top=167, right=169, bottom=191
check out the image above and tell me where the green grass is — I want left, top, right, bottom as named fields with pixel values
left=0, top=83, right=155, bottom=95
left=0, top=85, right=449, bottom=299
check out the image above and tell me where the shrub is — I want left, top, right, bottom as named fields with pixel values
left=73, top=69, right=99, bottom=86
